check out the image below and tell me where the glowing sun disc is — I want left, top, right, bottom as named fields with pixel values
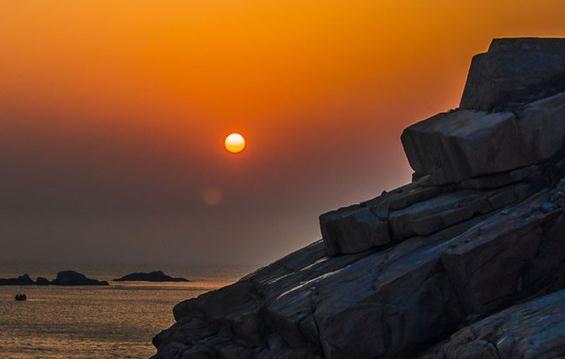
left=225, top=133, right=246, bottom=153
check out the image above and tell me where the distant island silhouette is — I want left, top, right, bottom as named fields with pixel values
left=114, top=271, right=190, bottom=282
left=0, top=271, right=108, bottom=286
left=0, top=270, right=190, bottom=285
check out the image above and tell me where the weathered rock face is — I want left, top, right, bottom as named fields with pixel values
left=401, top=110, right=526, bottom=183
left=441, top=189, right=565, bottom=316
left=320, top=204, right=390, bottom=255
left=402, top=92, right=565, bottom=184
left=152, top=38, right=565, bottom=359
left=461, top=38, right=565, bottom=111
left=420, top=289, right=565, bottom=359
left=518, top=92, right=565, bottom=161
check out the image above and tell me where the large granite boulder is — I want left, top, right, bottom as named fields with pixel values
left=152, top=38, right=565, bottom=359
left=35, top=277, right=50, bottom=285
left=402, top=38, right=565, bottom=184
left=402, top=92, right=565, bottom=184
left=401, top=110, right=526, bottom=183
left=461, top=38, right=565, bottom=111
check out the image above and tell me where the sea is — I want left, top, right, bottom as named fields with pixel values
left=0, top=263, right=255, bottom=359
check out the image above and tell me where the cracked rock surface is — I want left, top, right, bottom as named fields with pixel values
left=152, top=38, right=565, bottom=359
left=419, top=289, right=565, bottom=359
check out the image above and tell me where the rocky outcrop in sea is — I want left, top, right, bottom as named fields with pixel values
left=0, top=271, right=109, bottom=286
left=152, top=38, right=565, bottom=358
left=114, top=271, right=189, bottom=282
left=51, top=270, right=109, bottom=286
left=0, top=274, right=36, bottom=286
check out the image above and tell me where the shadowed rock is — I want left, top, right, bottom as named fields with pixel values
left=517, top=92, right=565, bottom=162
left=461, top=38, right=565, bottom=111
left=420, top=289, right=565, bottom=358
left=441, top=188, right=565, bottom=315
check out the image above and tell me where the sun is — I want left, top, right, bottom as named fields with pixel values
left=224, top=133, right=246, bottom=154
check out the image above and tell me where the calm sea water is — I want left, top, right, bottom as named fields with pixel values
left=0, top=263, right=254, bottom=359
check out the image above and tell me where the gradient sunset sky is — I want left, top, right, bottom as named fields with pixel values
left=1, top=1, right=565, bottom=265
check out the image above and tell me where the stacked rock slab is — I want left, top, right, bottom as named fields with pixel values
left=152, top=38, right=565, bottom=359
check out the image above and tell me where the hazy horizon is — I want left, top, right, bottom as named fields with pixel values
left=2, top=1, right=565, bottom=266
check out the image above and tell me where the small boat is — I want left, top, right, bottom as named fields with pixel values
left=14, top=294, right=27, bottom=301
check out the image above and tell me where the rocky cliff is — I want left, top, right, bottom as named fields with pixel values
left=152, top=38, right=565, bottom=359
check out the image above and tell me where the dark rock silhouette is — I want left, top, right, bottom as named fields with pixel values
left=35, top=277, right=50, bottom=285
left=114, top=271, right=189, bottom=282
left=152, top=38, right=565, bottom=358
left=51, top=271, right=108, bottom=286
left=0, top=272, right=108, bottom=286
left=14, top=294, right=27, bottom=301
left=461, top=38, right=565, bottom=111
left=0, top=274, right=35, bottom=286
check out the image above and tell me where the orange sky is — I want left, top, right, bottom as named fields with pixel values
left=1, top=1, right=565, bottom=265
